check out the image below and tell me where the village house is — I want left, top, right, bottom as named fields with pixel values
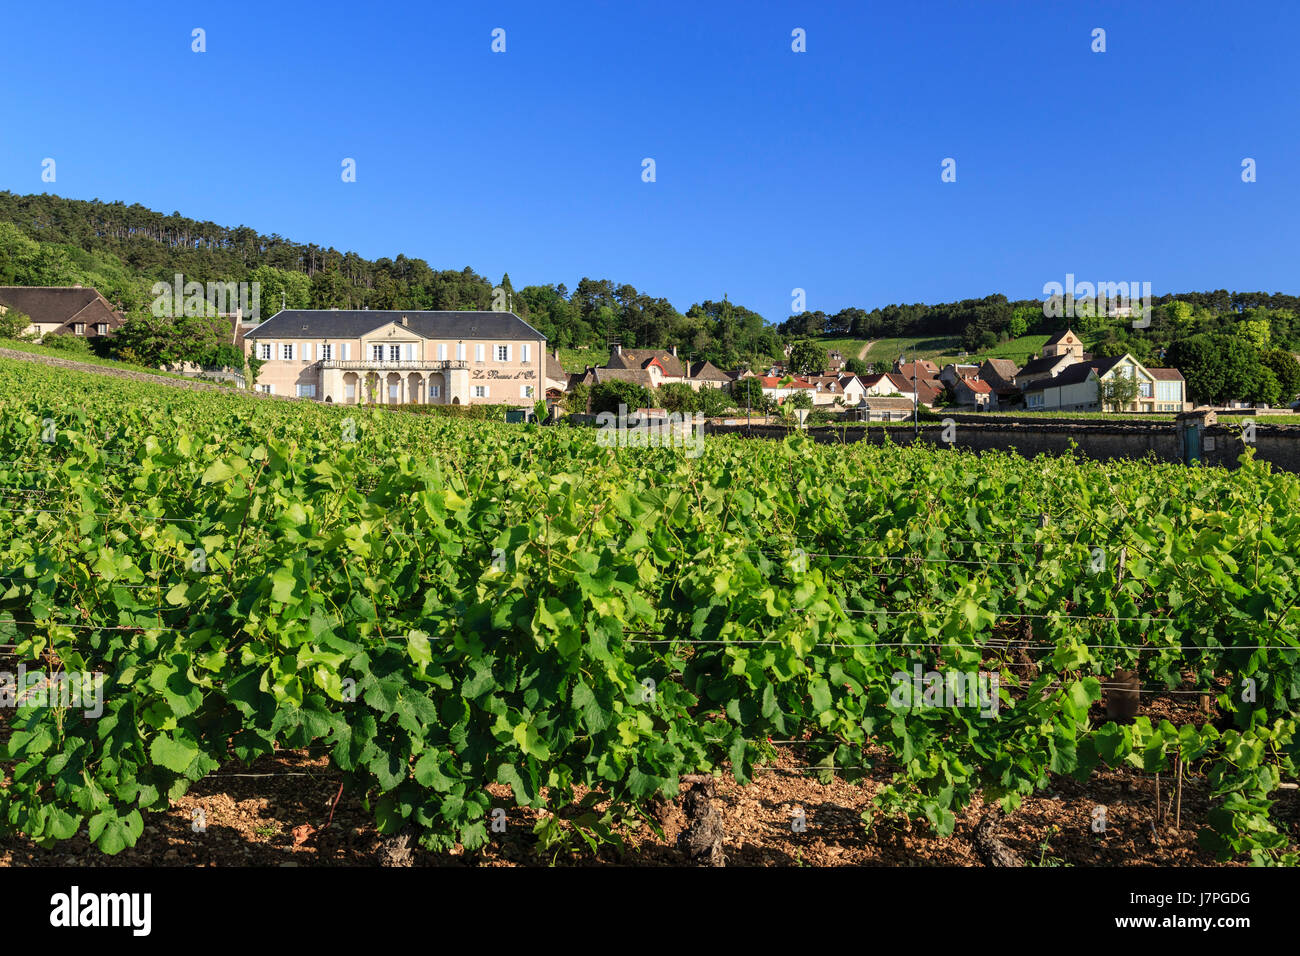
left=939, top=363, right=980, bottom=388
left=861, top=372, right=939, bottom=408
left=0, top=285, right=124, bottom=339
left=954, top=376, right=996, bottom=409
left=802, top=374, right=856, bottom=406
left=1015, top=328, right=1090, bottom=390
left=851, top=396, right=917, bottom=422
left=978, top=358, right=1021, bottom=402
left=1021, top=354, right=1188, bottom=412
left=544, top=348, right=569, bottom=400
left=686, top=359, right=732, bottom=392
left=894, top=358, right=940, bottom=380
left=755, top=375, right=816, bottom=405
left=243, top=309, right=546, bottom=405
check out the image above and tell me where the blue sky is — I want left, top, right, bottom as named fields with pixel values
left=2, top=0, right=1296, bottom=322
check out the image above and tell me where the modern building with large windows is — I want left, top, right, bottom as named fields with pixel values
left=244, top=310, right=546, bottom=406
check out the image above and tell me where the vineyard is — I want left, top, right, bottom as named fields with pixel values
left=1, top=356, right=1298, bottom=865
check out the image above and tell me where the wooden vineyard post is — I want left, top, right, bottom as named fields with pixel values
left=1175, top=755, right=1183, bottom=830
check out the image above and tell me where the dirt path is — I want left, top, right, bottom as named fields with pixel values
left=856, top=340, right=875, bottom=360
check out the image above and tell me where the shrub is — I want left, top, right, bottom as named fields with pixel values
left=0, top=308, right=34, bottom=340
left=695, top=385, right=733, bottom=417
left=590, top=380, right=653, bottom=416
left=40, top=334, right=92, bottom=355
left=657, top=382, right=697, bottom=414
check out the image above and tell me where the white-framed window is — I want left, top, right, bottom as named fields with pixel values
left=341, top=343, right=351, bottom=360
left=430, top=384, right=441, bottom=398
left=473, top=385, right=488, bottom=398
left=456, top=343, right=465, bottom=361
left=258, top=343, right=272, bottom=360
left=372, top=345, right=384, bottom=361
left=521, top=384, right=534, bottom=398
left=437, top=343, right=447, bottom=360
left=475, top=344, right=485, bottom=363
left=94, top=323, right=108, bottom=335
left=388, top=345, right=400, bottom=361
left=496, top=345, right=510, bottom=362
left=257, top=384, right=274, bottom=394
left=297, top=384, right=316, bottom=398
left=282, top=343, right=294, bottom=360
left=320, top=344, right=333, bottom=361
left=73, top=323, right=85, bottom=335
left=301, top=343, right=312, bottom=361
left=521, top=343, right=531, bottom=363
left=345, top=384, right=356, bottom=400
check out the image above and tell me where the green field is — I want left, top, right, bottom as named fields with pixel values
left=557, top=347, right=610, bottom=373
left=0, top=338, right=207, bottom=383
left=820, top=335, right=1051, bottom=369
left=0, top=356, right=1297, bottom=864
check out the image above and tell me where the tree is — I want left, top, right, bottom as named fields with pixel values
left=589, top=380, right=653, bottom=416
left=785, top=389, right=813, bottom=410
left=1238, top=315, right=1272, bottom=351
left=694, top=386, right=732, bottom=417
left=0, top=308, right=33, bottom=339
left=564, top=383, right=590, bottom=414
left=1251, top=366, right=1282, bottom=407
left=1166, top=334, right=1261, bottom=405
left=657, top=382, right=697, bottom=414
left=1260, top=349, right=1300, bottom=404
left=731, top=377, right=770, bottom=413
left=787, top=339, right=828, bottom=375
left=1099, top=373, right=1140, bottom=412
left=844, top=358, right=871, bottom=376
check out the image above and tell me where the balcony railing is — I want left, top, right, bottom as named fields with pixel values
left=320, top=359, right=468, bottom=371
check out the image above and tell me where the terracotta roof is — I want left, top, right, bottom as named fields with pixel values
left=961, top=376, right=993, bottom=394
left=896, top=360, right=939, bottom=380
left=914, top=379, right=942, bottom=405
left=758, top=376, right=814, bottom=388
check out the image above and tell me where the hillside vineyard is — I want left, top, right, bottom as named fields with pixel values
left=0, top=357, right=1297, bottom=862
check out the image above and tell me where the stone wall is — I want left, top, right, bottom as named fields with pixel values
left=703, top=419, right=1300, bottom=474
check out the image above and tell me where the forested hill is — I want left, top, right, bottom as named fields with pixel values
left=0, top=191, right=777, bottom=366
left=1, top=191, right=1297, bottom=370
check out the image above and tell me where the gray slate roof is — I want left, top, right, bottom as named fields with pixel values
left=1017, top=353, right=1074, bottom=378
left=1022, top=356, right=1122, bottom=392
left=245, top=309, right=545, bottom=341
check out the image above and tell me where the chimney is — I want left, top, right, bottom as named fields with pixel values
left=401, top=315, right=409, bottom=326
left=614, top=344, right=622, bottom=356
left=670, top=345, right=677, bottom=358
left=552, top=347, right=560, bottom=360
